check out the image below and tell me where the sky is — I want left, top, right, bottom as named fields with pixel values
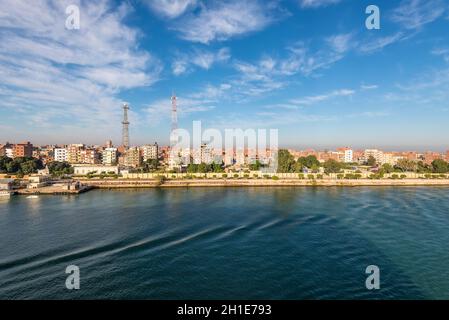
left=0, top=0, right=449, bottom=151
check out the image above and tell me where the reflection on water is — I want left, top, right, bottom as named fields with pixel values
left=0, top=187, right=449, bottom=299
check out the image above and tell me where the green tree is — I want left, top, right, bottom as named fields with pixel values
left=249, top=160, right=262, bottom=171
left=277, top=149, right=295, bottom=173
left=48, top=161, right=73, bottom=176
left=379, top=163, right=394, bottom=174
left=366, top=155, right=376, bottom=166
left=298, top=155, right=320, bottom=169
left=323, top=159, right=343, bottom=174
left=395, top=159, right=417, bottom=172
left=431, top=159, right=449, bottom=173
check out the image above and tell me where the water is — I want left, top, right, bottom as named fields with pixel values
left=1, top=187, right=449, bottom=299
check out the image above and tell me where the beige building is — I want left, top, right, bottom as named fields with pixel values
left=102, top=148, right=118, bottom=165
left=73, top=165, right=119, bottom=175
left=124, top=147, right=141, bottom=168
left=140, top=144, right=158, bottom=162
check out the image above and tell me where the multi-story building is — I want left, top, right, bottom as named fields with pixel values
left=336, top=147, right=353, bottom=163
left=140, top=143, right=158, bottom=162
left=13, top=142, right=33, bottom=158
left=200, top=144, right=214, bottom=164
left=102, top=148, right=118, bottom=165
left=79, top=148, right=99, bottom=164
left=67, top=144, right=84, bottom=163
left=124, top=147, right=141, bottom=168
left=363, top=149, right=384, bottom=165
left=54, top=148, right=68, bottom=162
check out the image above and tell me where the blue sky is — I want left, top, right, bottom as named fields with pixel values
left=1, top=0, right=449, bottom=151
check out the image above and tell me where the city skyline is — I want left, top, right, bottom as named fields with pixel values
left=1, top=0, right=449, bottom=150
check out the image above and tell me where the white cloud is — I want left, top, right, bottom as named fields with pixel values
left=171, top=47, right=231, bottom=75
left=358, top=32, right=405, bottom=54
left=0, top=0, right=162, bottom=142
left=361, top=84, right=379, bottom=90
left=326, top=33, right=353, bottom=54
left=299, top=0, right=342, bottom=9
left=290, top=89, right=355, bottom=106
left=172, top=0, right=276, bottom=44
left=391, top=0, right=446, bottom=30
left=144, top=0, right=197, bottom=18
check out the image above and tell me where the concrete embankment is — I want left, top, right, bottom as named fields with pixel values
left=83, top=179, right=449, bottom=188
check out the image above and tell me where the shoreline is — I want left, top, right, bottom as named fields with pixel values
left=8, top=179, right=449, bottom=196
left=82, top=178, right=449, bottom=188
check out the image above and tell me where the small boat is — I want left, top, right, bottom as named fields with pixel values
left=26, top=195, right=39, bottom=199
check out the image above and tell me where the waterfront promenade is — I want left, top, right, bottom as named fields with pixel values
left=80, top=178, right=449, bottom=188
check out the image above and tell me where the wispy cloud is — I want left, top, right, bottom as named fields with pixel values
left=432, top=47, right=449, bottom=62
left=0, top=0, right=161, bottom=142
left=299, top=0, right=342, bottom=9
left=391, top=0, right=446, bottom=30
left=290, top=89, right=355, bottom=106
left=144, top=0, right=197, bottom=19
left=358, top=32, right=406, bottom=54
left=171, top=0, right=278, bottom=44
left=361, top=84, right=379, bottom=90
left=172, top=47, right=231, bottom=75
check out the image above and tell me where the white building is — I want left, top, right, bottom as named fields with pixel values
left=54, top=148, right=68, bottom=162
left=5, top=147, right=13, bottom=158
left=73, top=165, right=119, bottom=175
left=140, top=144, right=158, bottom=162
left=102, top=148, right=117, bottom=165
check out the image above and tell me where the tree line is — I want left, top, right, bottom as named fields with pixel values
left=277, top=150, right=449, bottom=174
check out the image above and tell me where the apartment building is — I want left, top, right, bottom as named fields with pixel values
left=124, top=147, right=141, bottom=168
left=13, top=142, right=33, bottom=158
left=140, top=144, right=158, bottom=162
left=102, top=148, right=118, bottom=165
left=54, top=148, right=68, bottom=162
left=336, top=147, right=353, bottom=163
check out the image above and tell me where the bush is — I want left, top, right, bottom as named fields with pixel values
left=307, top=174, right=315, bottom=180
left=337, top=174, right=344, bottom=180
left=253, top=174, right=258, bottom=178
left=244, top=174, right=250, bottom=178
left=222, top=174, right=228, bottom=178
left=233, top=174, right=239, bottom=178
left=391, top=174, right=399, bottom=179
left=400, top=174, right=407, bottom=179
left=263, top=174, right=270, bottom=179
left=298, top=173, right=304, bottom=179
left=424, top=173, right=432, bottom=179
left=272, top=176, right=279, bottom=180
left=316, top=174, right=323, bottom=179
